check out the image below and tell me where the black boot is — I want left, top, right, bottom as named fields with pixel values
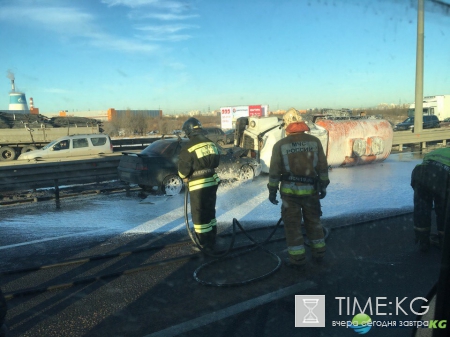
left=419, top=238, right=430, bottom=252
left=415, top=231, right=430, bottom=253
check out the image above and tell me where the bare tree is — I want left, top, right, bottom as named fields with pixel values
left=129, top=113, right=147, bottom=135
left=118, top=109, right=147, bottom=135
left=107, top=113, right=128, bottom=136
left=102, top=121, right=119, bottom=136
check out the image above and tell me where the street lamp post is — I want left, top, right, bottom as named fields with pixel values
left=414, top=0, right=424, bottom=134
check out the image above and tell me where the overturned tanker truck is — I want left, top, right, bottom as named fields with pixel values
left=233, top=111, right=394, bottom=172
left=0, top=111, right=102, bottom=161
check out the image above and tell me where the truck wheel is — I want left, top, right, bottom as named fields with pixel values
left=21, top=145, right=38, bottom=154
left=162, top=175, right=183, bottom=196
left=0, top=147, right=16, bottom=161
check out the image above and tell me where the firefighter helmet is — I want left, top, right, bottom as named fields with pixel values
left=283, top=108, right=303, bottom=129
left=182, top=117, right=203, bottom=137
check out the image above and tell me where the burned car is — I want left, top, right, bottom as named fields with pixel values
left=117, top=137, right=261, bottom=195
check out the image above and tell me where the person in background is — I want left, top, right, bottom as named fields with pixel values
left=411, top=147, right=450, bottom=252
left=178, top=118, right=221, bottom=253
left=59, top=140, right=69, bottom=149
left=267, top=108, right=330, bottom=268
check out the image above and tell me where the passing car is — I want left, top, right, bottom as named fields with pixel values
left=117, top=138, right=261, bottom=195
left=394, top=115, right=440, bottom=131
left=17, top=134, right=113, bottom=161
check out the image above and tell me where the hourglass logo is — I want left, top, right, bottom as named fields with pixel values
left=295, top=295, right=326, bottom=327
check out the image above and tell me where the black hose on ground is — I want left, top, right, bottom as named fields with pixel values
left=184, top=186, right=283, bottom=286
left=184, top=186, right=330, bottom=286
left=192, top=217, right=283, bottom=287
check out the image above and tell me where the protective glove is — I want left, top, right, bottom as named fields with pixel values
left=269, top=192, right=279, bottom=205
left=318, top=187, right=327, bottom=199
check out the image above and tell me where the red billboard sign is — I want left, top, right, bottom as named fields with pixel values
left=249, top=105, right=262, bottom=116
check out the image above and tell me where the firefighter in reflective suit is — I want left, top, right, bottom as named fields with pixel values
left=268, top=109, right=330, bottom=267
left=411, top=147, right=450, bottom=252
left=178, top=118, right=221, bottom=252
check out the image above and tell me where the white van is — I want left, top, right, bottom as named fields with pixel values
left=17, top=134, right=113, bottom=161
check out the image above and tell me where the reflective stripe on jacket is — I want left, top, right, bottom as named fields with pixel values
left=188, top=174, right=221, bottom=191
left=178, top=133, right=221, bottom=189
left=194, top=218, right=217, bottom=233
left=268, top=131, right=329, bottom=197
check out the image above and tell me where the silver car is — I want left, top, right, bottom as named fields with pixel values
left=17, top=134, right=113, bottom=160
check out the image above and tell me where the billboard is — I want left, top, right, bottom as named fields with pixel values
left=220, top=105, right=268, bottom=129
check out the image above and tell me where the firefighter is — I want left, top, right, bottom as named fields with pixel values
left=268, top=108, right=330, bottom=267
left=178, top=118, right=221, bottom=253
left=411, top=147, right=450, bottom=252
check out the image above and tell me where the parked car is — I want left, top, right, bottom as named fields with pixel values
left=394, top=115, right=440, bottom=131
left=17, top=134, right=113, bottom=161
left=202, top=127, right=228, bottom=146
left=117, top=138, right=262, bottom=195
left=224, top=129, right=235, bottom=144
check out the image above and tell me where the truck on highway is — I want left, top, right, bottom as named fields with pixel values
left=233, top=111, right=393, bottom=172
left=407, top=95, right=450, bottom=121
left=0, top=111, right=102, bottom=161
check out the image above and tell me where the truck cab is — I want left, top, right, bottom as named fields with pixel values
left=407, top=95, right=450, bottom=121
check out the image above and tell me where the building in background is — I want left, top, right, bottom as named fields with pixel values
left=28, top=97, right=39, bottom=115
left=8, top=76, right=29, bottom=112
left=107, top=108, right=162, bottom=121
left=54, top=110, right=109, bottom=121
left=38, top=108, right=162, bottom=122
left=4, top=77, right=162, bottom=121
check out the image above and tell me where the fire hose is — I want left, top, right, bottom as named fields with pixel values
left=183, top=185, right=330, bottom=287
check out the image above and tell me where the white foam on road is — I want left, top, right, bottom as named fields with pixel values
left=0, top=229, right=109, bottom=250
left=0, top=154, right=422, bottom=248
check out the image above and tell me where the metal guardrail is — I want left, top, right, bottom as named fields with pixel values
left=112, top=137, right=156, bottom=148
left=111, top=136, right=176, bottom=150
left=0, top=136, right=178, bottom=194
left=2, top=130, right=449, bottom=195
left=392, top=129, right=450, bottom=150
left=0, top=155, right=121, bottom=193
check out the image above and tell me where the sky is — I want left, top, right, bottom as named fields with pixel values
left=0, top=152, right=421, bottom=247
left=1, top=0, right=450, bottom=115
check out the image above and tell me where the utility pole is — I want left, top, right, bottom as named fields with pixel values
left=414, top=0, right=424, bottom=134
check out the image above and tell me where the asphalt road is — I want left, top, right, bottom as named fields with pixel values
left=0, top=210, right=444, bottom=337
